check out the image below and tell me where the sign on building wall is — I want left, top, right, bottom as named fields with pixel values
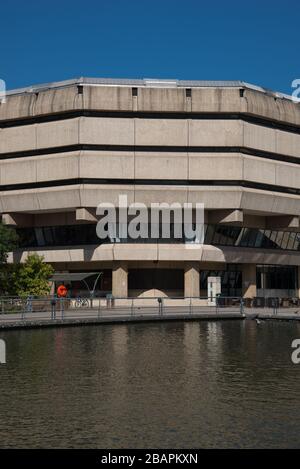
left=207, top=277, right=221, bottom=306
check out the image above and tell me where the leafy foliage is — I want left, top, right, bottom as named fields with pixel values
left=0, top=222, right=18, bottom=295
left=13, top=254, right=54, bottom=297
left=0, top=222, right=18, bottom=265
left=0, top=264, right=17, bottom=296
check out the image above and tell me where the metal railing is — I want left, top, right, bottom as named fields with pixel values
left=1, top=295, right=299, bottom=324
left=0, top=295, right=244, bottom=323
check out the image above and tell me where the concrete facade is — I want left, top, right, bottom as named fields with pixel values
left=1, top=78, right=300, bottom=299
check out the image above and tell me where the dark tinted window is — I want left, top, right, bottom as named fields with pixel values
left=129, top=269, right=184, bottom=291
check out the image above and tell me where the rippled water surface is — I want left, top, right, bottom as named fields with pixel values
left=0, top=319, right=300, bottom=448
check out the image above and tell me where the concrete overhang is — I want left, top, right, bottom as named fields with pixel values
left=266, top=215, right=300, bottom=230
left=8, top=244, right=300, bottom=266
left=207, top=209, right=243, bottom=225
left=2, top=185, right=300, bottom=216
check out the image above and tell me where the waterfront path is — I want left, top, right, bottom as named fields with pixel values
left=250, top=309, right=300, bottom=321
left=2, top=305, right=300, bottom=330
left=0, top=306, right=243, bottom=329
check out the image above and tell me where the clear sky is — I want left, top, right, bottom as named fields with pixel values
left=0, top=0, right=299, bottom=94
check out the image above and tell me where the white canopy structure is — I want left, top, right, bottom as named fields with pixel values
left=50, top=272, right=103, bottom=297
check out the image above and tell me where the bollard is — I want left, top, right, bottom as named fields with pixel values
left=21, top=298, right=25, bottom=320
left=60, top=297, right=64, bottom=320
left=97, top=299, right=101, bottom=319
left=106, top=293, right=113, bottom=309
left=51, top=298, right=56, bottom=320
left=240, top=298, right=244, bottom=316
left=158, top=297, right=163, bottom=316
left=274, top=297, right=279, bottom=316
left=27, top=295, right=33, bottom=314
left=131, top=298, right=134, bottom=317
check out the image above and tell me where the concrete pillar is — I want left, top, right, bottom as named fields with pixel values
left=184, top=263, right=200, bottom=298
left=112, top=263, right=128, bottom=298
left=242, top=264, right=257, bottom=298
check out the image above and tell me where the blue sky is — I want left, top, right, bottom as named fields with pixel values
left=0, top=0, right=299, bottom=94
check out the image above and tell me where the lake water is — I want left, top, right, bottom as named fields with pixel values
left=0, top=319, right=300, bottom=448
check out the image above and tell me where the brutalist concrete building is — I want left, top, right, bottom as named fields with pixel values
left=1, top=77, right=300, bottom=299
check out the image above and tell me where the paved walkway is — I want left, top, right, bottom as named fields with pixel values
left=1, top=306, right=300, bottom=330
left=246, top=308, right=300, bottom=321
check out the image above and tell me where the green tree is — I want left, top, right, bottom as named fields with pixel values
left=13, top=254, right=54, bottom=297
left=0, top=222, right=18, bottom=265
left=0, top=222, right=18, bottom=295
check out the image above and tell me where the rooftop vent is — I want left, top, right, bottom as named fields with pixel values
left=144, top=78, right=178, bottom=88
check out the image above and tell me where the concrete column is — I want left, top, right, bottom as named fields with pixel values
left=242, top=264, right=257, bottom=298
left=112, top=263, right=128, bottom=298
left=184, top=263, right=200, bottom=298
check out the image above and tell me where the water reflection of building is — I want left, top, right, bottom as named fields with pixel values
left=206, top=322, right=221, bottom=353
left=111, top=325, right=128, bottom=357
left=183, top=322, right=223, bottom=370
left=183, top=322, right=201, bottom=360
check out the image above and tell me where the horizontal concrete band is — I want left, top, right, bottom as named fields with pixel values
left=0, top=177, right=299, bottom=196
left=1, top=117, right=300, bottom=159
left=2, top=83, right=300, bottom=131
left=2, top=110, right=300, bottom=135
left=1, top=185, right=299, bottom=215
left=9, top=244, right=300, bottom=265
left=1, top=144, right=300, bottom=166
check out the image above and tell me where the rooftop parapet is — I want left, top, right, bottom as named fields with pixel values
left=0, top=78, right=299, bottom=127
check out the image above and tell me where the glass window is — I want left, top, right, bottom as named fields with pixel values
left=270, top=231, right=281, bottom=249
left=200, top=267, right=242, bottom=297
left=240, top=228, right=251, bottom=247
left=281, top=232, right=291, bottom=250
left=246, top=229, right=258, bottom=247
left=212, top=227, right=222, bottom=244
left=34, top=228, right=46, bottom=247
left=15, top=223, right=300, bottom=252
left=204, top=225, right=215, bottom=244
left=256, top=265, right=297, bottom=291
left=261, top=230, right=277, bottom=249
left=288, top=233, right=297, bottom=251
left=43, top=227, right=55, bottom=246
left=254, top=230, right=264, bottom=248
